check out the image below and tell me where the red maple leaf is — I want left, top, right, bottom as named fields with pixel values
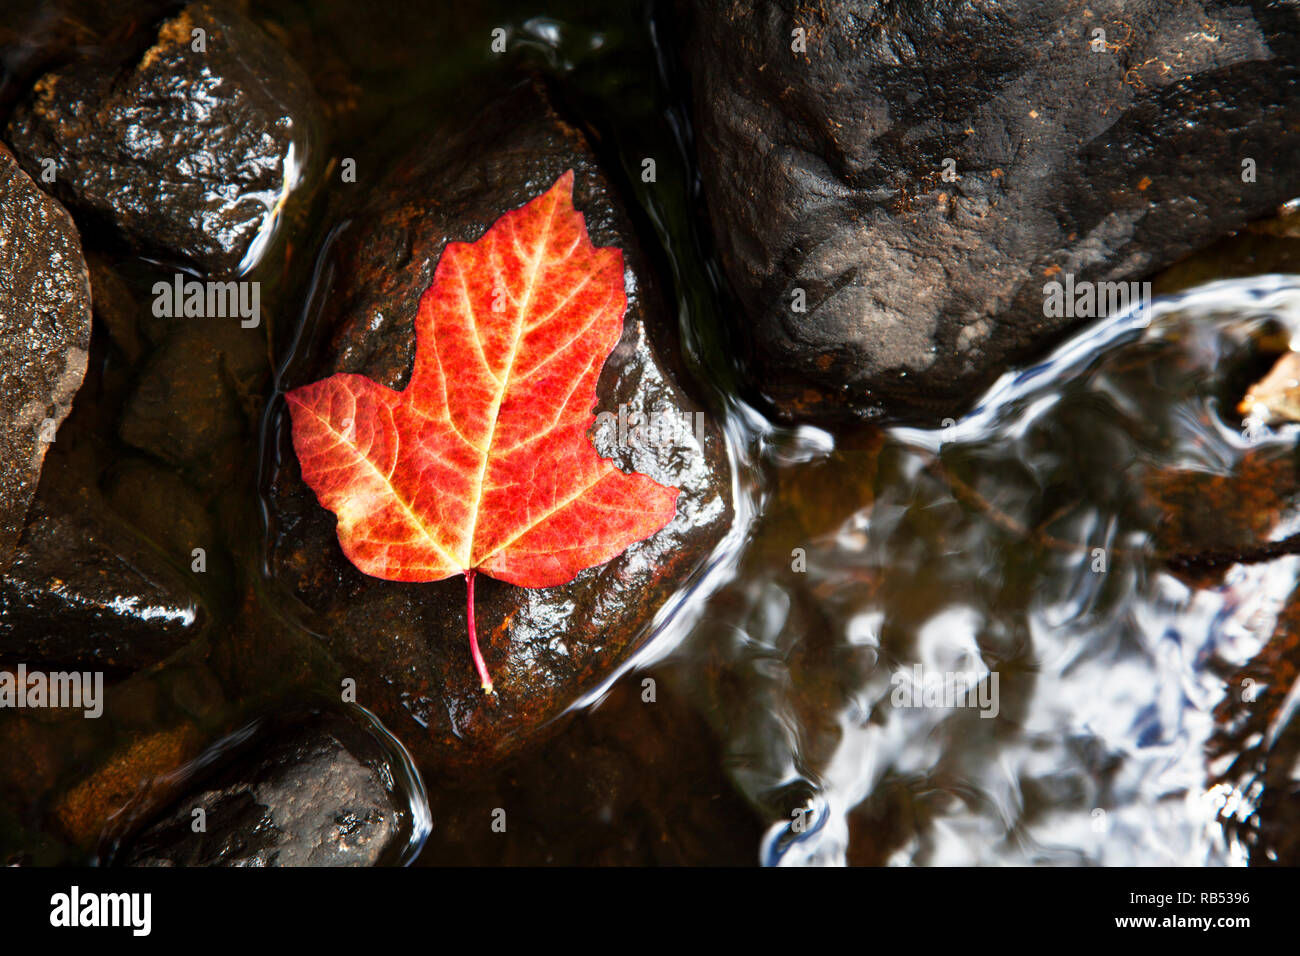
left=286, top=171, right=680, bottom=694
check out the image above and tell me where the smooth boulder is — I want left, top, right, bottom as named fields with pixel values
left=6, top=1, right=320, bottom=275
left=123, top=712, right=417, bottom=866
left=682, top=0, right=1300, bottom=421
left=0, top=429, right=207, bottom=675
left=268, top=80, right=734, bottom=773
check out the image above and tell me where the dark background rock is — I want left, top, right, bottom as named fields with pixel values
left=267, top=80, right=734, bottom=774
left=118, top=314, right=268, bottom=491
left=0, top=430, right=207, bottom=675
left=422, top=670, right=763, bottom=865
left=0, top=1, right=174, bottom=121
left=0, top=251, right=227, bottom=676
left=121, top=711, right=415, bottom=866
left=5, top=1, right=321, bottom=275
left=0, top=144, right=91, bottom=571
left=681, top=0, right=1300, bottom=423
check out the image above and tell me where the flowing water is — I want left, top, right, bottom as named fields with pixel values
left=701, top=276, right=1300, bottom=866
left=3, top=0, right=1300, bottom=866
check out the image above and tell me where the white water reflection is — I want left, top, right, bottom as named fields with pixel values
left=701, top=275, right=1300, bottom=866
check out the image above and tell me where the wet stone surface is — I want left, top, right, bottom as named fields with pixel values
left=0, top=250, right=224, bottom=675
left=0, top=424, right=206, bottom=675
left=6, top=1, right=320, bottom=275
left=119, top=311, right=268, bottom=492
left=268, top=80, right=734, bottom=774
left=0, top=144, right=91, bottom=571
left=421, top=670, right=763, bottom=865
left=682, top=0, right=1300, bottom=423
left=9, top=0, right=1296, bottom=870
left=121, top=711, right=412, bottom=866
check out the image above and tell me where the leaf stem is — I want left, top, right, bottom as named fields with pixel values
left=465, top=568, right=494, bottom=695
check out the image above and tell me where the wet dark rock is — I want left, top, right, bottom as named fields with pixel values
left=51, top=722, right=208, bottom=851
left=0, top=144, right=91, bottom=571
left=1, top=248, right=226, bottom=674
left=0, top=2, right=174, bottom=120
left=118, top=314, right=267, bottom=490
left=682, top=0, right=1300, bottom=422
left=424, top=673, right=763, bottom=865
left=85, top=254, right=146, bottom=365
left=0, top=437, right=205, bottom=674
left=6, top=1, right=320, bottom=275
left=122, top=712, right=413, bottom=867
left=102, top=459, right=218, bottom=572
left=268, top=80, right=734, bottom=773
left=86, top=245, right=271, bottom=495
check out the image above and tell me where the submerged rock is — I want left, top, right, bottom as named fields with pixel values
left=118, top=313, right=267, bottom=491
left=6, top=1, right=319, bottom=275
left=1146, top=449, right=1297, bottom=588
left=268, top=80, right=734, bottom=773
left=682, top=0, right=1300, bottom=422
left=425, top=673, right=764, bottom=864
left=122, top=712, right=415, bottom=867
left=0, top=145, right=91, bottom=571
left=51, top=722, right=207, bottom=851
